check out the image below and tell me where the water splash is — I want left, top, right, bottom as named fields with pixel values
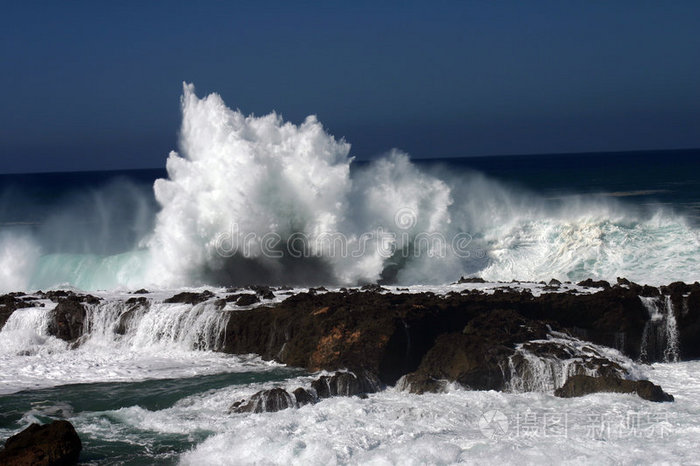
left=639, top=296, right=680, bottom=363
left=2, top=83, right=699, bottom=291
left=506, top=332, right=641, bottom=392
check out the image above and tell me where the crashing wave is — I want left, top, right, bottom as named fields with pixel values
left=1, top=83, right=698, bottom=292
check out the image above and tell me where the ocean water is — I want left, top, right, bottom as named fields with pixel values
left=1, top=84, right=699, bottom=463
left=0, top=286, right=697, bottom=465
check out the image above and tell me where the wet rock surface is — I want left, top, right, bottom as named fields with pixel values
left=164, top=290, right=214, bottom=305
left=230, top=387, right=296, bottom=413
left=45, top=293, right=100, bottom=342
left=218, top=282, right=697, bottom=400
left=0, top=420, right=82, bottom=465
left=221, top=284, right=695, bottom=383
left=2, top=279, right=695, bottom=403
left=554, top=374, right=674, bottom=402
left=0, top=294, right=42, bottom=330
left=229, top=370, right=382, bottom=413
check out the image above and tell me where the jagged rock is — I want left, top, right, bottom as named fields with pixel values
left=639, top=285, right=660, bottom=297
left=40, top=291, right=100, bottom=305
left=218, top=283, right=699, bottom=391
left=554, top=375, right=674, bottom=402
left=235, top=294, right=260, bottom=306
left=164, top=291, right=214, bottom=305
left=47, top=297, right=89, bottom=341
left=678, top=283, right=700, bottom=359
left=360, top=284, right=388, bottom=292
left=0, top=294, right=27, bottom=330
left=457, top=277, right=486, bottom=284
left=292, top=387, right=315, bottom=406
left=311, top=376, right=331, bottom=398
left=310, top=371, right=373, bottom=398
left=0, top=420, right=82, bottom=465
left=131, top=288, right=149, bottom=294
left=660, top=281, right=691, bottom=295
left=230, top=388, right=295, bottom=413
left=396, top=373, right=447, bottom=394
left=248, top=285, right=275, bottom=300
left=577, top=279, right=611, bottom=289
left=398, top=309, right=548, bottom=392
left=115, top=299, right=149, bottom=335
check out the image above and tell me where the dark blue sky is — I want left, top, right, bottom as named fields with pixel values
left=2, top=1, right=699, bottom=173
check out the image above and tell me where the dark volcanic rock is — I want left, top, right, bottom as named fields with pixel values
left=220, top=287, right=653, bottom=384
left=456, top=276, right=486, bottom=284
left=518, top=287, right=650, bottom=359
left=115, top=299, right=150, bottom=335
left=577, top=279, right=611, bottom=289
left=235, top=294, right=260, bottom=306
left=222, top=290, right=480, bottom=384
left=0, top=294, right=29, bottom=330
left=231, top=370, right=381, bottom=415
left=398, top=309, right=550, bottom=393
left=310, top=376, right=331, bottom=398
left=230, top=388, right=295, bottom=413
left=164, top=291, right=214, bottom=305
left=677, top=283, right=700, bottom=359
left=310, top=371, right=379, bottom=398
left=554, top=375, right=674, bottom=402
left=397, top=373, right=448, bottom=394
left=47, top=296, right=93, bottom=342
left=292, top=387, right=315, bottom=407
left=248, top=285, right=275, bottom=300
left=218, top=284, right=700, bottom=393
left=225, top=293, right=261, bottom=306
left=0, top=420, right=82, bottom=465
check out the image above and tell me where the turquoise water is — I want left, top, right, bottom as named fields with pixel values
left=0, top=369, right=301, bottom=464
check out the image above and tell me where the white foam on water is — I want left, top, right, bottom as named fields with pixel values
left=67, top=361, right=695, bottom=466
left=0, top=301, right=63, bottom=356
left=0, top=296, right=278, bottom=394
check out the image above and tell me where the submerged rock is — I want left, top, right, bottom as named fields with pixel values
left=456, top=276, right=486, bottom=284
left=164, top=291, right=214, bottom=305
left=235, top=294, right=260, bottom=306
left=230, top=371, right=382, bottom=415
left=554, top=374, right=674, bottom=402
left=248, top=285, right=275, bottom=300
left=310, top=371, right=379, bottom=398
left=230, top=388, right=295, bottom=413
left=0, top=420, right=82, bottom=465
left=292, top=387, right=315, bottom=406
left=577, top=279, right=611, bottom=289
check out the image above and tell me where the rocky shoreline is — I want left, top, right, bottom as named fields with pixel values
left=1, top=278, right=697, bottom=461
left=2, top=279, right=697, bottom=395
